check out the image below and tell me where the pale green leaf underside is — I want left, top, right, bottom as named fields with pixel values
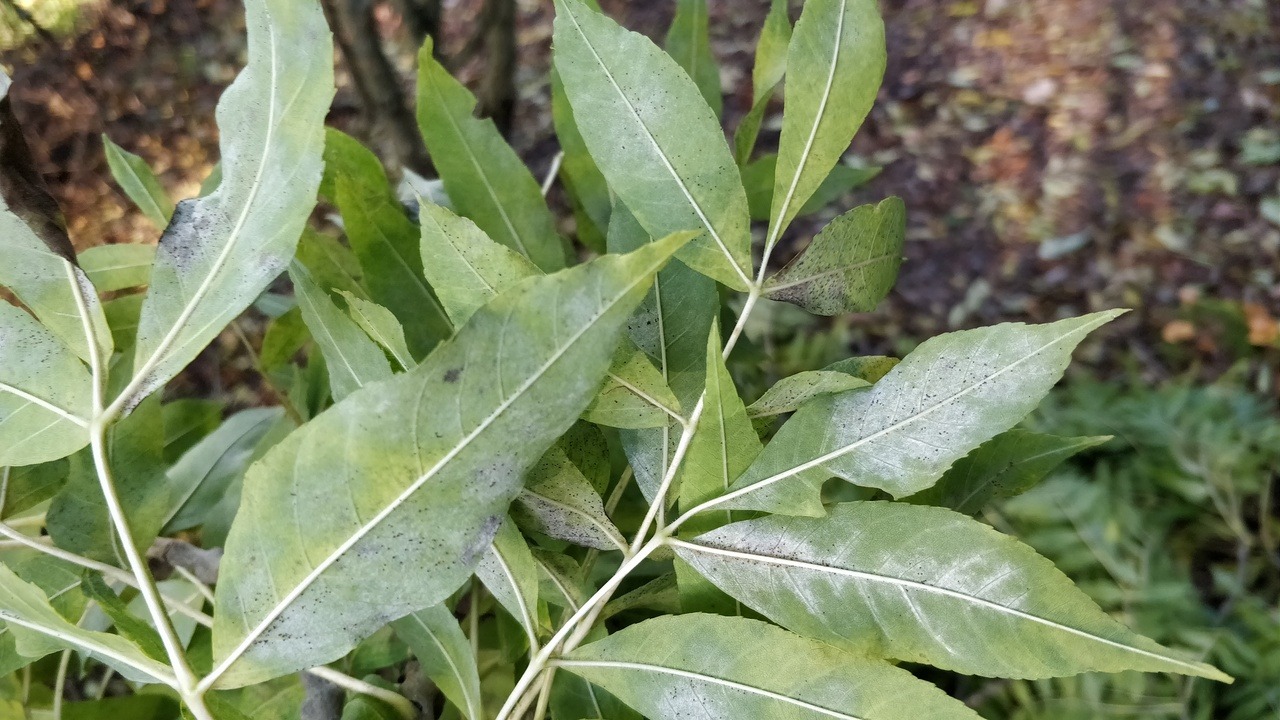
left=765, top=197, right=904, bottom=315
left=608, top=200, right=717, bottom=501
left=561, top=613, right=981, bottom=720
left=419, top=201, right=688, bottom=427
left=514, top=446, right=627, bottom=552
left=419, top=202, right=541, bottom=328
left=0, top=213, right=111, bottom=369
left=477, top=519, right=542, bottom=644
left=0, top=302, right=91, bottom=466
left=583, top=347, right=682, bottom=429
left=131, top=0, right=333, bottom=401
left=770, top=0, right=886, bottom=237
left=673, top=502, right=1231, bottom=682
left=721, top=312, right=1125, bottom=515
left=0, top=563, right=174, bottom=685
left=211, top=236, right=685, bottom=687
left=553, top=0, right=752, bottom=290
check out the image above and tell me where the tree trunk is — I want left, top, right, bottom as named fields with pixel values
left=395, top=0, right=441, bottom=52
left=475, top=0, right=517, bottom=134
left=321, top=0, right=432, bottom=173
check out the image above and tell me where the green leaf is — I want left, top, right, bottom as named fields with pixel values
left=290, top=262, right=394, bottom=402
left=664, top=0, right=722, bottom=117
left=551, top=70, right=611, bottom=250
left=719, top=312, right=1125, bottom=516
left=0, top=302, right=92, bottom=466
left=742, top=153, right=881, bottom=221
left=824, top=354, right=898, bottom=382
left=0, top=74, right=112, bottom=365
left=212, top=235, right=687, bottom=687
left=764, top=197, right=904, bottom=315
left=78, top=243, right=156, bottom=292
left=514, top=446, right=627, bottom=552
left=769, top=0, right=885, bottom=239
left=102, top=293, right=145, bottom=360
left=0, top=563, right=173, bottom=684
left=162, top=407, right=285, bottom=533
left=339, top=292, right=415, bottom=370
left=416, top=40, right=566, bottom=272
left=0, top=552, right=86, bottom=676
left=130, top=0, right=333, bottom=402
left=319, top=127, right=387, bottom=205
left=322, top=130, right=451, bottom=356
left=47, top=397, right=167, bottom=564
left=61, top=695, right=181, bottom=720
left=677, top=320, right=761, bottom=535
left=732, top=0, right=791, bottom=165
left=531, top=549, right=587, bottom=611
left=79, top=573, right=168, bottom=661
left=295, top=228, right=368, bottom=302
left=162, top=398, right=224, bottom=461
left=477, top=520, right=542, bottom=645
left=906, top=430, right=1110, bottom=515
left=553, top=0, right=753, bottom=290
left=259, top=306, right=309, bottom=372
left=334, top=174, right=452, bottom=359
left=560, top=613, right=981, bottom=719
left=746, top=370, right=870, bottom=419
left=0, top=458, right=69, bottom=519
left=418, top=202, right=540, bottom=327
left=600, top=573, right=680, bottom=620
left=608, top=201, right=717, bottom=501
left=391, top=604, right=484, bottom=720
left=582, top=347, right=683, bottom=429
left=558, top=421, right=611, bottom=494
left=102, top=135, right=173, bottom=228
left=419, top=201, right=687, bottom=428
left=674, top=320, right=761, bottom=613
left=672, top=502, right=1232, bottom=682
left=751, top=0, right=791, bottom=106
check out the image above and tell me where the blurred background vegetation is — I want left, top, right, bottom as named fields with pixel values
left=1, top=0, right=1277, bottom=717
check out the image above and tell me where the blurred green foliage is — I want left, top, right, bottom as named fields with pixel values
left=966, top=379, right=1280, bottom=719
left=0, top=0, right=90, bottom=50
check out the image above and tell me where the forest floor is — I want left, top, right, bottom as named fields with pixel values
left=2, top=0, right=1278, bottom=386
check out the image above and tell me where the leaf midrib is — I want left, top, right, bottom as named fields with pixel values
left=210, top=262, right=658, bottom=683
left=0, top=608, right=176, bottom=684
left=561, top=4, right=750, bottom=288
left=132, top=29, right=288, bottom=387
left=426, top=71, right=532, bottom=259
left=553, top=657, right=866, bottom=719
left=767, top=0, right=847, bottom=242
left=669, top=538, right=1215, bottom=676
left=721, top=315, right=1115, bottom=505
left=520, top=487, right=626, bottom=553
left=765, top=252, right=898, bottom=294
